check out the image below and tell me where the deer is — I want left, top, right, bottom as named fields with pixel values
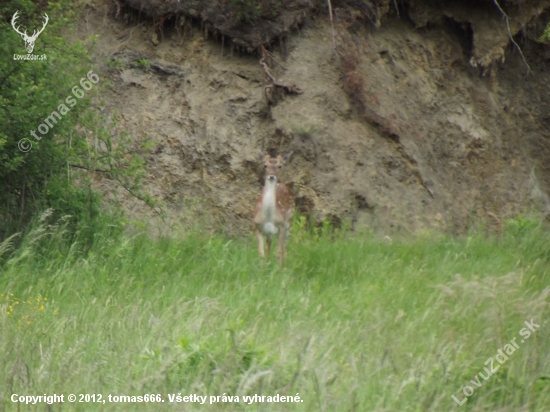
left=11, top=11, right=49, bottom=54
left=253, top=151, right=295, bottom=265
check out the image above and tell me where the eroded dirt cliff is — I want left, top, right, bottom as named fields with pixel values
left=81, top=0, right=550, bottom=235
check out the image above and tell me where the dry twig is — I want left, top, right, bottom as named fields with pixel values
left=492, top=0, right=531, bottom=74
left=259, top=46, right=303, bottom=104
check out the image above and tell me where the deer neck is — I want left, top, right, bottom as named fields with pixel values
left=262, top=178, right=278, bottom=214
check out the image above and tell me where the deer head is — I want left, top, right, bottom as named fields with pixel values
left=11, top=11, right=49, bottom=54
left=257, top=150, right=293, bottom=183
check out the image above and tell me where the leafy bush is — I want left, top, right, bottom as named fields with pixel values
left=540, top=23, right=550, bottom=43
left=0, top=0, right=101, bottom=239
left=0, top=1, right=157, bottom=251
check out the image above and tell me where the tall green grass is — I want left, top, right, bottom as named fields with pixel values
left=1, top=213, right=549, bottom=411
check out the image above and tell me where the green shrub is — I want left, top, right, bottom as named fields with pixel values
left=540, top=24, right=550, bottom=43
left=0, top=1, right=156, bottom=250
left=0, top=0, right=99, bottom=238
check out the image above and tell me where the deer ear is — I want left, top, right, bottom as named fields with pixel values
left=257, top=150, right=265, bottom=161
left=282, top=151, right=294, bottom=163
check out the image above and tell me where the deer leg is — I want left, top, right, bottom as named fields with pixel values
left=266, top=235, right=272, bottom=259
left=256, top=230, right=265, bottom=258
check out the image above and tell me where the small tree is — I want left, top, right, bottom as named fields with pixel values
left=0, top=0, right=110, bottom=244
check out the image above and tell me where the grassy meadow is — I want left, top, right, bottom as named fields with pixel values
left=0, top=214, right=549, bottom=411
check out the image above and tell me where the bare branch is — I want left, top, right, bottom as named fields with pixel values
left=259, top=46, right=303, bottom=104
left=492, top=0, right=531, bottom=74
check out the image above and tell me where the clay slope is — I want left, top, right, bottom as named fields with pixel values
left=84, top=0, right=550, bottom=234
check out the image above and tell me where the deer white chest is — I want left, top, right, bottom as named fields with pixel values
left=260, top=183, right=278, bottom=235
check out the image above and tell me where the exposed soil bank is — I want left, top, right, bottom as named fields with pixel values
left=84, top=0, right=550, bottom=234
